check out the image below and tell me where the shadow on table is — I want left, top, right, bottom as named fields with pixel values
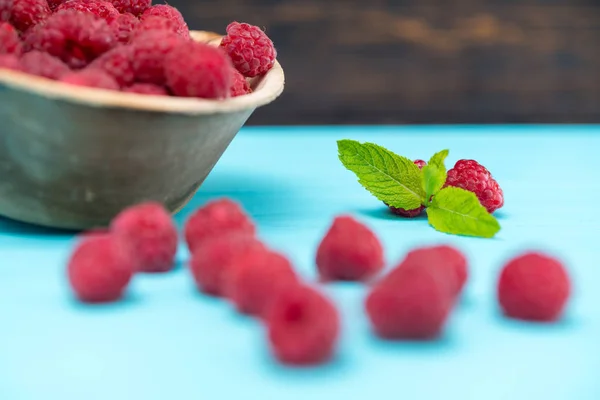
left=0, top=215, right=77, bottom=237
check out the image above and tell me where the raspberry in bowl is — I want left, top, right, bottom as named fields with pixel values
left=0, top=12, right=284, bottom=229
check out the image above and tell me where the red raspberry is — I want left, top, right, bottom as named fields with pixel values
left=20, top=50, right=70, bottom=79
left=0, top=22, right=22, bottom=55
left=25, top=10, right=116, bottom=69
left=87, top=45, right=134, bottom=87
left=0, top=0, right=11, bottom=22
left=224, top=248, right=298, bottom=317
left=165, top=41, right=233, bottom=98
left=366, top=263, right=455, bottom=339
left=0, top=53, right=20, bottom=70
left=189, top=233, right=265, bottom=296
left=184, top=198, right=255, bottom=253
left=110, top=202, right=178, bottom=273
left=445, top=159, right=504, bottom=213
left=46, top=0, right=62, bottom=10
left=109, top=0, right=149, bottom=16
left=497, top=252, right=570, bottom=322
left=67, top=233, right=135, bottom=303
left=394, top=245, right=468, bottom=297
left=267, top=284, right=339, bottom=365
left=60, top=69, right=119, bottom=90
left=134, top=14, right=188, bottom=39
left=219, top=21, right=276, bottom=78
left=123, top=82, right=168, bottom=95
left=10, top=0, right=50, bottom=33
left=140, top=4, right=187, bottom=36
left=387, top=159, right=427, bottom=218
left=315, top=215, right=384, bottom=281
left=109, top=12, right=137, bottom=44
left=130, top=30, right=185, bottom=85
left=230, top=67, right=251, bottom=97
left=56, top=0, right=119, bottom=23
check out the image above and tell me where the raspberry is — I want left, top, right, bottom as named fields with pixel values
left=20, top=50, right=70, bottom=79
left=130, top=30, right=185, bottom=85
left=184, top=198, right=255, bottom=253
left=165, top=41, right=233, bottom=99
left=445, top=159, right=504, bottom=213
left=110, top=202, right=178, bottom=273
left=497, top=252, right=570, bottom=322
left=394, top=245, right=468, bottom=297
left=0, top=53, right=20, bottom=70
left=67, top=233, right=135, bottom=303
left=219, top=21, right=276, bottom=78
left=224, top=248, right=298, bottom=317
left=366, top=263, right=455, bottom=339
left=0, top=0, right=11, bottom=22
left=133, top=14, right=188, bottom=39
left=230, top=67, right=251, bottom=97
left=60, top=69, right=119, bottom=90
left=0, top=22, right=22, bottom=55
left=87, top=45, right=134, bottom=87
left=109, top=12, right=137, bottom=44
left=25, top=10, right=116, bottom=69
left=387, top=159, right=426, bottom=218
left=10, top=0, right=50, bottom=33
left=140, top=4, right=187, bottom=36
left=315, top=215, right=384, bottom=281
left=267, top=285, right=339, bottom=365
left=189, top=233, right=265, bottom=296
left=123, top=82, right=168, bottom=95
left=110, top=0, right=149, bottom=16
left=56, top=0, right=119, bottom=23
left=46, top=0, right=62, bottom=10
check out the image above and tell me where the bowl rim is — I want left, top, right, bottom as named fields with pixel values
left=0, top=30, right=285, bottom=115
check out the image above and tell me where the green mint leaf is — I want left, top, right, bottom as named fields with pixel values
left=426, top=186, right=500, bottom=238
left=337, top=139, right=426, bottom=209
left=422, top=164, right=445, bottom=204
left=427, top=149, right=449, bottom=176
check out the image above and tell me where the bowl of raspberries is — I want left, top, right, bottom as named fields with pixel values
left=0, top=0, right=284, bottom=230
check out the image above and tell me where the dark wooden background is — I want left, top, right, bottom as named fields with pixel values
left=172, top=0, right=600, bottom=125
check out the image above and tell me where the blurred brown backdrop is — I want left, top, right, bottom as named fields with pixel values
left=173, top=0, right=600, bottom=125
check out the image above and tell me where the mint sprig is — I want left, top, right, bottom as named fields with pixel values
left=337, top=140, right=501, bottom=238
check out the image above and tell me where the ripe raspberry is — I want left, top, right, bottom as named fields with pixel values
left=20, top=50, right=70, bottom=79
left=110, top=0, right=149, bottom=16
left=25, top=10, right=116, bottom=69
left=184, top=198, right=255, bottom=253
left=165, top=41, right=233, bottom=98
left=60, top=69, right=119, bottom=90
left=10, top=0, right=50, bottom=33
left=109, top=12, right=137, bottom=44
left=133, top=14, right=188, bottom=39
left=219, top=21, right=276, bottom=78
left=123, top=82, right=168, bottom=95
left=366, top=263, right=455, bottom=339
left=230, top=67, right=251, bottom=97
left=394, top=245, right=468, bottom=297
left=57, top=0, right=119, bottom=23
left=316, top=215, right=384, bottom=281
left=224, top=248, right=298, bottom=317
left=445, top=159, right=504, bottom=213
left=46, top=0, right=62, bottom=10
left=111, top=202, right=178, bottom=273
left=87, top=45, right=134, bottom=87
left=67, top=233, right=135, bottom=303
left=0, top=22, right=22, bottom=55
left=0, top=0, right=11, bottom=22
left=140, top=4, right=187, bottom=36
left=189, top=233, right=265, bottom=296
left=497, top=252, right=570, bottom=322
left=0, top=53, right=20, bottom=70
left=267, top=285, right=339, bottom=365
left=387, top=159, right=426, bottom=218
left=130, top=30, right=185, bottom=85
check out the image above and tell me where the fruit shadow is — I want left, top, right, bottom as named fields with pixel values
left=66, top=291, right=142, bottom=312
left=260, top=348, right=351, bottom=380
left=493, top=309, right=581, bottom=332
left=355, top=206, right=428, bottom=221
left=365, top=327, right=459, bottom=355
left=0, top=214, right=78, bottom=237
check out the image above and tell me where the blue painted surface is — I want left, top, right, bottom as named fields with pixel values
left=1, top=125, right=600, bottom=400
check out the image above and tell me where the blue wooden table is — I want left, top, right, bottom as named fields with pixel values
left=1, top=125, right=599, bottom=400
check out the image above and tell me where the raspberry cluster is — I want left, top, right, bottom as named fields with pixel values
left=0, top=1, right=277, bottom=98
